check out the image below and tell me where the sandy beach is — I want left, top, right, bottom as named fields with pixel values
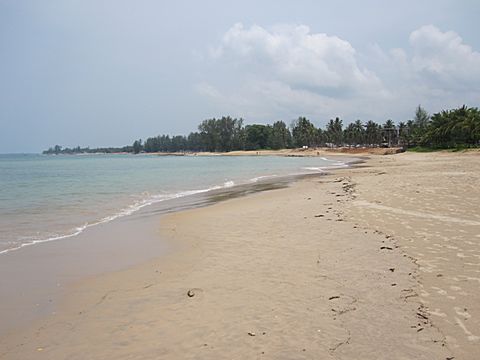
left=149, top=147, right=404, bottom=157
left=1, top=151, right=479, bottom=359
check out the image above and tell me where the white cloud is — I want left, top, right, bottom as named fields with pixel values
left=197, top=23, right=480, bottom=124
left=213, top=23, right=384, bottom=97
left=380, top=25, right=480, bottom=113
left=409, top=25, right=480, bottom=90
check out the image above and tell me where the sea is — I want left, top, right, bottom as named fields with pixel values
left=0, top=153, right=348, bottom=255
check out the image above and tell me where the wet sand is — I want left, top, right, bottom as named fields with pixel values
left=0, top=204, right=170, bottom=336
left=0, top=178, right=295, bottom=336
left=1, top=151, right=479, bottom=359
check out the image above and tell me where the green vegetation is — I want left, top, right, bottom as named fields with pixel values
left=42, top=145, right=134, bottom=155
left=422, top=106, right=480, bottom=148
left=43, top=105, right=479, bottom=155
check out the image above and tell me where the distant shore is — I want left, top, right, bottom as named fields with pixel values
left=55, top=147, right=403, bottom=157
left=40, top=146, right=406, bottom=157
left=152, top=147, right=405, bottom=157
left=1, top=151, right=479, bottom=359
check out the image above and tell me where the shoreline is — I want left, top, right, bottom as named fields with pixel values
left=38, top=146, right=405, bottom=157
left=0, top=157, right=357, bottom=337
left=0, top=153, right=356, bottom=256
left=1, top=151, right=479, bottom=359
left=0, top=178, right=291, bottom=336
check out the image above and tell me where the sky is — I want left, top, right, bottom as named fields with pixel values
left=0, top=0, right=479, bottom=153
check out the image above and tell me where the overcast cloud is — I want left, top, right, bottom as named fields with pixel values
left=0, top=0, right=478, bottom=152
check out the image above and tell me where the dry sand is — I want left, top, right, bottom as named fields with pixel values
left=343, top=150, right=480, bottom=359
left=1, top=151, right=478, bottom=359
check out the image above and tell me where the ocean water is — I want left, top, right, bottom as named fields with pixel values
left=0, top=153, right=347, bottom=254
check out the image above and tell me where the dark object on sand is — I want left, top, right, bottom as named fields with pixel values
left=416, top=312, right=429, bottom=320
left=187, top=289, right=195, bottom=297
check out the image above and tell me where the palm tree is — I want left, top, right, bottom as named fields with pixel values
left=423, top=105, right=480, bottom=147
left=353, top=120, right=365, bottom=146
left=365, top=120, right=381, bottom=146
left=343, top=123, right=356, bottom=147
left=326, top=117, right=344, bottom=147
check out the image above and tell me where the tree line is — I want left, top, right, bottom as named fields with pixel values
left=43, top=105, right=479, bottom=154
left=42, top=144, right=136, bottom=155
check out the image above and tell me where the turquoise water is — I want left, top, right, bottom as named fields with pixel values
left=0, top=153, right=347, bottom=254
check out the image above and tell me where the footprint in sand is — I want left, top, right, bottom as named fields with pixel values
left=431, top=286, right=451, bottom=297
left=454, top=306, right=471, bottom=319
left=454, top=317, right=480, bottom=342
left=420, top=289, right=430, bottom=297
left=450, top=285, right=462, bottom=291
left=430, top=308, right=447, bottom=318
